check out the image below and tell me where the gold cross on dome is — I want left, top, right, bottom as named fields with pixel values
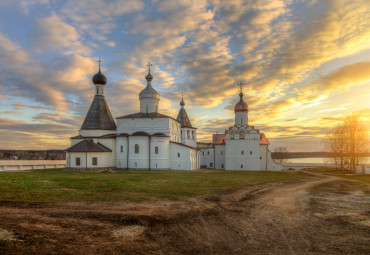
left=238, top=81, right=245, bottom=93
left=147, top=61, right=152, bottom=72
left=97, top=58, right=103, bottom=71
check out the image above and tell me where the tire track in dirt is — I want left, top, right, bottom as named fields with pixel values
left=1, top=172, right=369, bottom=254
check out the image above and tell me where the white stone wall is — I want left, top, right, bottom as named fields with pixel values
left=170, top=143, right=198, bottom=170
left=127, top=136, right=150, bottom=170
left=235, top=111, right=248, bottom=126
left=214, top=145, right=226, bottom=169
left=116, top=136, right=129, bottom=169
left=117, top=117, right=181, bottom=143
left=225, top=132, right=260, bottom=170
left=150, top=136, right=171, bottom=170
left=181, top=127, right=197, bottom=148
left=259, top=144, right=268, bottom=170
left=0, top=160, right=66, bottom=171
left=78, top=129, right=115, bottom=137
left=199, top=148, right=214, bottom=168
left=67, top=152, right=113, bottom=168
left=266, top=149, right=283, bottom=171
left=140, top=98, right=159, bottom=113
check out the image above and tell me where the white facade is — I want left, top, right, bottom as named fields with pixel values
left=198, top=91, right=283, bottom=171
left=67, top=69, right=199, bottom=171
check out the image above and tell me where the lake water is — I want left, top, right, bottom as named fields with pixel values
left=288, top=157, right=370, bottom=164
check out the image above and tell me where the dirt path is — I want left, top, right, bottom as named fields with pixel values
left=0, top=173, right=369, bottom=254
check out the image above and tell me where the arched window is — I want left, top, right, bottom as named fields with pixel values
left=187, top=130, right=190, bottom=139
left=155, top=146, right=159, bottom=154
left=239, top=132, right=245, bottom=139
left=241, top=150, right=244, bottom=155
left=192, top=131, right=195, bottom=139
left=250, top=150, right=253, bottom=155
left=230, top=132, right=235, bottom=139
left=96, top=87, right=99, bottom=94
left=120, top=145, right=123, bottom=153
left=241, top=164, right=243, bottom=168
left=207, top=151, right=210, bottom=155
left=135, top=144, right=139, bottom=154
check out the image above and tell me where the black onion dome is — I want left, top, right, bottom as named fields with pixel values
left=145, top=71, right=153, bottom=82
left=92, top=70, right=107, bottom=85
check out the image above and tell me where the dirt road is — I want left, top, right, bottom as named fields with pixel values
left=0, top=172, right=369, bottom=254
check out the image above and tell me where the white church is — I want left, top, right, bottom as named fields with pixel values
left=66, top=63, right=282, bottom=171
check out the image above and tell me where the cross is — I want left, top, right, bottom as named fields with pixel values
left=237, top=81, right=245, bottom=93
left=97, top=58, right=103, bottom=71
left=181, top=92, right=184, bottom=100
left=147, top=61, right=152, bottom=72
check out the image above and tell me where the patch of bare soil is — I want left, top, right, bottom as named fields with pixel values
left=0, top=173, right=369, bottom=254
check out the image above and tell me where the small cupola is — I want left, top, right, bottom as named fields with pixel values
left=92, top=59, right=107, bottom=85
left=234, top=92, right=248, bottom=112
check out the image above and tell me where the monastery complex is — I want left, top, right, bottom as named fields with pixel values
left=66, top=64, right=282, bottom=171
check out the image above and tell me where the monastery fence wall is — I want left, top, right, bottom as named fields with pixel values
left=0, top=160, right=66, bottom=171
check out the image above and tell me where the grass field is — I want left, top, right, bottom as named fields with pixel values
left=0, top=169, right=307, bottom=202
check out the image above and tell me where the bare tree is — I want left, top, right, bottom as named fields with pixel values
left=273, top=147, right=290, bottom=164
left=326, top=115, right=368, bottom=173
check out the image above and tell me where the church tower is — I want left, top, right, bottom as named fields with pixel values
left=80, top=59, right=116, bottom=136
left=139, top=62, right=160, bottom=114
left=177, top=95, right=197, bottom=148
left=234, top=82, right=248, bottom=126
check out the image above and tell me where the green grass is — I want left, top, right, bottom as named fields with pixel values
left=0, top=169, right=307, bottom=202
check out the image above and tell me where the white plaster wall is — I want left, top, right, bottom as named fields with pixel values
left=68, top=152, right=113, bottom=168
left=169, top=143, right=198, bottom=170
left=225, top=132, right=260, bottom=170
left=150, top=137, right=171, bottom=170
left=200, top=149, right=207, bottom=167
left=116, top=137, right=128, bottom=169
left=235, top=111, right=248, bottom=126
left=0, top=160, right=66, bottom=171
left=259, top=144, right=268, bottom=170
left=266, top=149, right=283, bottom=171
left=117, top=118, right=169, bottom=136
left=169, top=118, right=182, bottom=143
left=214, top=145, right=226, bottom=169
left=140, top=98, right=159, bottom=113
left=128, top=136, right=150, bottom=170
left=79, top=129, right=115, bottom=137
left=181, top=128, right=197, bottom=148
left=98, top=138, right=116, bottom=166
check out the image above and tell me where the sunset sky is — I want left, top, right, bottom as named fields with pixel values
left=0, top=0, right=369, bottom=151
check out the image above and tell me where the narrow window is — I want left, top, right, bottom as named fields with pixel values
left=178, top=152, right=180, bottom=157
left=207, top=151, right=210, bottom=155
left=241, top=150, right=244, bottom=155
left=192, top=131, right=195, bottom=139
left=76, top=157, right=80, bottom=166
left=134, top=162, right=137, bottom=167
left=92, top=157, right=97, bottom=166
left=96, top=87, right=99, bottom=94
left=220, top=151, right=223, bottom=155
left=241, top=164, right=243, bottom=168
left=120, top=145, right=123, bottom=153
left=221, top=164, right=224, bottom=168
left=250, top=151, right=253, bottom=155
left=210, top=163, right=213, bottom=167
left=187, top=131, right=190, bottom=139
left=260, top=157, right=262, bottom=160
left=202, top=151, right=204, bottom=156
left=135, top=144, right=139, bottom=154
left=155, top=146, right=159, bottom=154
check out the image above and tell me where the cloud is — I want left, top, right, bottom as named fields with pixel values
left=34, top=13, right=90, bottom=55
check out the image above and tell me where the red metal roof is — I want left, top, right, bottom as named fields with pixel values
left=259, top=133, right=270, bottom=145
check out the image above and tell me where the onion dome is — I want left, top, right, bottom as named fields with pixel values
left=139, top=70, right=159, bottom=99
left=180, top=97, right=185, bottom=108
left=145, top=71, right=153, bottom=82
left=234, top=92, right=248, bottom=112
left=92, top=70, right=107, bottom=85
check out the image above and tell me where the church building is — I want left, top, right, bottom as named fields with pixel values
left=66, top=62, right=281, bottom=171
left=66, top=63, right=199, bottom=170
left=198, top=83, right=283, bottom=171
